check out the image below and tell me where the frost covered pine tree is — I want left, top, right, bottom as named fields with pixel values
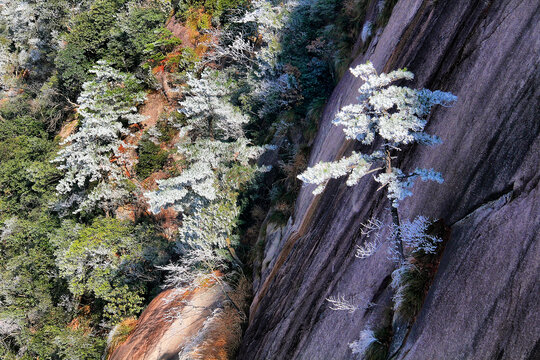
left=298, top=62, right=456, bottom=260
left=179, top=69, right=250, bottom=141
left=146, top=69, right=267, bottom=288
left=146, top=69, right=263, bottom=214
left=54, top=61, right=146, bottom=215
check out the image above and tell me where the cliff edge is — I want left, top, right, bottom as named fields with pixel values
left=239, top=0, right=540, bottom=359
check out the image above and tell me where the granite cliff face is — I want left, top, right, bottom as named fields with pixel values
left=239, top=0, right=540, bottom=359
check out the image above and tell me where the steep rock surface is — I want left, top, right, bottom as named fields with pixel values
left=110, top=285, right=228, bottom=360
left=239, top=0, right=540, bottom=359
left=110, top=278, right=246, bottom=360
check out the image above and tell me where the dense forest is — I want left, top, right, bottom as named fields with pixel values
left=3, top=0, right=537, bottom=359
left=0, top=0, right=377, bottom=358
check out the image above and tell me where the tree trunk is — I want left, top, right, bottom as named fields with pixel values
left=385, top=146, right=405, bottom=262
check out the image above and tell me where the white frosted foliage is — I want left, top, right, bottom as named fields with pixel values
left=178, top=69, right=249, bottom=140
left=399, top=215, right=442, bottom=254
left=54, top=61, right=146, bottom=214
left=327, top=295, right=358, bottom=313
left=357, top=215, right=441, bottom=260
left=149, top=67, right=267, bottom=287
left=349, top=329, right=378, bottom=355
left=361, top=21, right=372, bottom=43
left=297, top=151, right=384, bottom=195
left=146, top=138, right=265, bottom=214
left=299, top=62, right=456, bottom=207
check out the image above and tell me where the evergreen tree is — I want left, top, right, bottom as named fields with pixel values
left=54, top=61, right=146, bottom=216
left=147, top=69, right=267, bottom=287
left=298, top=62, right=456, bottom=260
left=147, top=69, right=263, bottom=214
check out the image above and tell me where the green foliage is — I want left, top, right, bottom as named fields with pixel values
left=56, top=0, right=126, bottom=97
left=105, top=317, right=138, bottom=356
left=0, top=1, right=180, bottom=357
left=391, top=264, right=430, bottom=321
left=0, top=214, right=90, bottom=359
left=56, top=44, right=94, bottom=99
left=51, top=217, right=170, bottom=324
left=136, top=139, right=169, bottom=179
left=142, top=29, right=189, bottom=70
left=30, top=323, right=106, bottom=360
left=175, top=0, right=249, bottom=20
left=0, top=99, right=60, bottom=214
left=157, top=113, right=182, bottom=142
left=166, top=47, right=200, bottom=74
left=363, top=326, right=392, bottom=360
left=107, top=5, right=170, bottom=70
left=0, top=135, right=59, bottom=213
left=0, top=99, right=42, bottom=138
left=185, top=7, right=212, bottom=30
left=56, top=0, right=169, bottom=98
left=67, top=0, right=128, bottom=55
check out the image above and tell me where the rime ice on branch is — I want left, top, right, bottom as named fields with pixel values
left=298, top=62, right=456, bottom=207
left=54, top=61, right=146, bottom=215
left=146, top=69, right=269, bottom=288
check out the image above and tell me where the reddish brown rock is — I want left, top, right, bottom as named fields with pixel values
left=57, top=119, right=78, bottom=141
left=110, top=273, right=249, bottom=360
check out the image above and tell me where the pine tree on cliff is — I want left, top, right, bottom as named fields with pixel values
left=54, top=61, right=146, bottom=216
left=298, top=62, right=456, bottom=261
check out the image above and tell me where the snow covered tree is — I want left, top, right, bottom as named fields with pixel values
left=298, top=62, right=456, bottom=260
left=0, top=0, right=71, bottom=84
left=147, top=137, right=264, bottom=214
left=158, top=197, right=240, bottom=288
left=147, top=69, right=264, bottom=214
left=237, top=0, right=289, bottom=71
left=54, top=61, right=146, bottom=216
left=178, top=69, right=250, bottom=140
left=146, top=69, right=268, bottom=288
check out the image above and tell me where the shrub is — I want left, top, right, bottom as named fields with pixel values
left=390, top=263, right=430, bottom=321
left=135, top=139, right=169, bottom=180
left=106, top=317, right=138, bottom=357
left=56, top=0, right=126, bottom=98
left=56, top=0, right=170, bottom=98
left=165, top=47, right=200, bottom=74
left=349, top=326, right=391, bottom=360
left=186, top=7, right=213, bottom=31
left=174, top=0, right=249, bottom=21
left=143, top=28, right=183, bottom=69
left=106, top=4, right=170, bottom=70
left=50, top=217, right=169, bottom=324
left=0, top=99, right=59, bottom=214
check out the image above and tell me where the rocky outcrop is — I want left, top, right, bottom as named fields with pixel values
left=110, top=278, right=247, bottom=360
left=239, top=1, right=540, bottom=359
